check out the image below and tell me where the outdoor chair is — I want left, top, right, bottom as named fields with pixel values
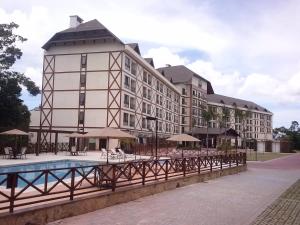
left=3, top=147, right=12, bottom=159
left=100, top=148, right=109, bottom=159
left=109, top=149, right=120, bottom=159
left=17, top=147, right=27, bottom=159
left=70, top=146, right=78, bottom=156
left=79, top=146, right=88, bottom=156
left=118, top=149, right=134, bottom=159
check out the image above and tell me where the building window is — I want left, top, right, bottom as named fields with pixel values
left=142, top=102, right=146, bottom=113
left=131, top=79, right=136, bottom=92
left=78, top=111, right=84, bottom=124
left=182, top=88, right=186, bottom=95
left=198, top=80, right=202, bottom=88
left=143, top=71, right=147, bottom=82
left=131, top=61, right=137, bottom=75
left=160, top=83, right=163, bottom=93
left=143, top=86, right=147, bottom=98
left=130, top=97, right=135, bottom=110
left=81, top=55, right=87, bottom=68
left=125, top=56, right=131, bottom=71
left=123, top=113, right=129, bottom=126
left=147, top=104, right=151, bottom=114
left=147, top=89, right=151, bottom=100
left=124, top=76, right=130, bottom=89
left=129, top=114, right=135, bottom=127
left=142, top=117, right=146, bottom=129
left=124, top=94, right=129, bottom=108
left=79, top=93, right=85, bottom=105
left=80, top=73, right=86, bottom=86
left=148, top=74, right=152, bottom=85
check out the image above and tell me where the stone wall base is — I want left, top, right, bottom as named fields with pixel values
left=0, top=165, right=247, bottom=225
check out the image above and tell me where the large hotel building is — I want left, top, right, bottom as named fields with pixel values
left=30, top=16, right=273, bottom=151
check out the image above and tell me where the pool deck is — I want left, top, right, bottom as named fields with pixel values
left=0, top=151, right=149, bottom=167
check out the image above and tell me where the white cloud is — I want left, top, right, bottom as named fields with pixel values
left=144, top=47, right=189, bottom=68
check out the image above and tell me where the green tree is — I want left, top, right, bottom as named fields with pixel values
left=0, top=22, right=40, bottom=131
left=234, top=108, right=251, bottom=149
left=202, top=106, right=215, bottom=153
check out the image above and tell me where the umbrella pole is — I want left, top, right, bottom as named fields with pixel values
left=106, top=137, right=109, bottom=164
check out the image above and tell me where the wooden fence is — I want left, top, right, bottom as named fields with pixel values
left=0, top=152, right=246, bottom=214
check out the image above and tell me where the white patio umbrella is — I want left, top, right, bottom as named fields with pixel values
left=84, top=127, right=136, bottom=163
left=166, top=134, right=200, bottom=158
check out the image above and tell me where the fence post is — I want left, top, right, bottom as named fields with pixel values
left=112, top=164, right=116, bottom=192
left=70, top=168, right=75, bottom=200
left=142, top=161, right=146, bottom=185
left=165, top=160, right=169, bottom=181
left=183, top=158, right=186, bottom=177
left=236, top=153, right=239, bottom=167
left=197, top=156, right=200, bottom=174
left=9, top=173, right=17, bottom=213
left=229, top=154, right=232, bottom=168
left=220, top=155, right=223, bottom=171
left=44, top=170, right=48, bottom=194
left=210, top=156, right=213, bottom=172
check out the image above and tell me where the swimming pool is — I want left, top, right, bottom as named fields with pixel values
left=0, top=160, right=99, bottom=188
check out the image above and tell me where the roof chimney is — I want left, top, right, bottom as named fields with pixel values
left=69, top=15, right=83, bottom=28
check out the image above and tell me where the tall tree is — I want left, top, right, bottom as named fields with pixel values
left=202, top=106, right=215, bottom=153
left=0, top=22, right=40, bottom=131
left=234, top=108, right=251, bottom=149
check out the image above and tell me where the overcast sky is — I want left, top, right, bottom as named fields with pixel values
left=1, top=0, right=299, bottom=128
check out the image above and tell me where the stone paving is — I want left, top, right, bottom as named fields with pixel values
left=251, top=179, right=300, bottom=225
left=48, top=153, right=300, bottom=225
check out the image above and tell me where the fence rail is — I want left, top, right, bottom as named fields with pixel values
left=0, top=152, right=246, bottom=214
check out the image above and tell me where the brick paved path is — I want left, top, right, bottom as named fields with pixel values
left=251, top=179, right=300, bottom=225
left=48, top=153, right=300, bottom=225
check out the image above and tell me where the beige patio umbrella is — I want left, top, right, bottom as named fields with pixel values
left=0, top=129, right=29, bottom=158
left=166, top=134, right=200, bottom=158
left=84, top=127, right=136, bottom=163
left=167, top=134, right=200, bottom=142
left=65, top=132, right=86, bottom=138
left=0, top=129, right=29, bottom=136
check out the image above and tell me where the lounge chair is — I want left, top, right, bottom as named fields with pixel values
left=17, top=147, right=27, bottom=159
left=109, top=149, right=120, bottom=159
left=118, top=149, right=134, bottom=159
left=100, top=148, right=109, bottom=159
left=3, top=147, right=12, bottom=159
left=79, top=146, right=88, bottom=155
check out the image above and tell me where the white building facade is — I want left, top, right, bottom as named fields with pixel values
left=30, top=16, right=273, bottom=152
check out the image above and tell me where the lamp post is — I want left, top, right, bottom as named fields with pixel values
left=146, top=116, right=158, bottom=160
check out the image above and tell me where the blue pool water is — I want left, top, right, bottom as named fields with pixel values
left=0, top=160, right=99, bottom=188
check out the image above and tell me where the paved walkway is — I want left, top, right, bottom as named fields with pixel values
left=48, top=153, right=300, bottom=225
left=251, top=179, right=300, bottom=225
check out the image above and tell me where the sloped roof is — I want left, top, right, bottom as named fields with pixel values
left=127, top=43, right=141, bottom=55
left=144, top=58, right=155, bottom=67
left=207, top=94, right=271, bottom=112
left=43, top=19, right=123, bottom=50
left=157, top=65, right=214, bottom=94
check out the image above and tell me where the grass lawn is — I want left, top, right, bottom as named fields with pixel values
left=246, top=152, right=294, bottom=161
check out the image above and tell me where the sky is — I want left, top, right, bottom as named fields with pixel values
left=0, top=0, right=299, bottom=128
